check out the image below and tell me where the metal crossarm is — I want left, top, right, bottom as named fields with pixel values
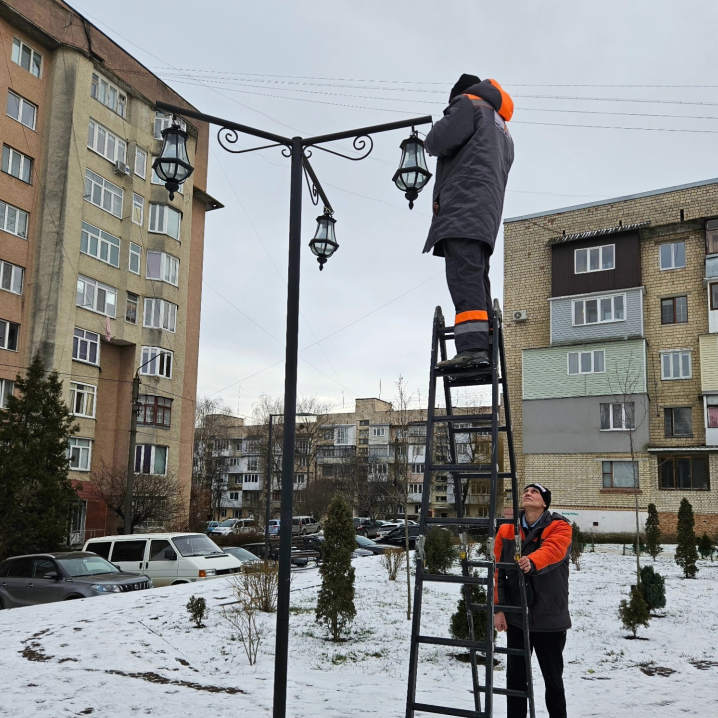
left=405, top=303, right=536, bottom=718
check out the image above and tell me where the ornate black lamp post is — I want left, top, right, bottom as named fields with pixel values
left=152, top=123, right=194, bottom=200
left=392, top=130, right=432, bottom=209
left=154, top=100, right=432, bottom=718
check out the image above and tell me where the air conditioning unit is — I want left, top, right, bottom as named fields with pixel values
left=113, top=160, right=130, bottom=175
left=513, top=309, right=528, bottom=322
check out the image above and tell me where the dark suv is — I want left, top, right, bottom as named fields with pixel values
left=376, top=525, right=421, bottom=549
left=0, top=552, right=152, bottom=608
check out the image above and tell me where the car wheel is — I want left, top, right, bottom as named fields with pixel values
left=64, top=595, right=81, bottom=601
left=172, top=580, right=189, bottom=585
left=0, top=597, right=5, bottom=609
left=301, top=529, right=307, bottom=535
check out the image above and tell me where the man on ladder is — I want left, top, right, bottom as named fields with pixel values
left=494, top=484, right=572, bottom=718
left=423, top=73, right=514, bottom=370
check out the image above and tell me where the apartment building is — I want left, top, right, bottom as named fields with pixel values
left=504, top=177, right=718, bottom=535
left=0, top=0, right=221, bottom=541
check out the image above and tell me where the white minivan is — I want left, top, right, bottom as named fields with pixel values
left=83, top=533, right=243, bottom=587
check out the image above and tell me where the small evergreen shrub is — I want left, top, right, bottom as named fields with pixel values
left=186, top=595, right=208, bottom=628
left=675, top=498, right=698, bottom=579
left=618, top=585, right=650, bottom=638
left=570, top=522, right=585, bottom=570
left=424, top=528, right=455, bottom=574
left=639, top=565, right=666, bottom=613
left=644, top=503, right=662, bottom=560
left=698, top=532, right=713, bottom=560
left=450, top=583, right=488, bottom=645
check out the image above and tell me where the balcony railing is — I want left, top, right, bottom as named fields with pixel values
left=317, top=446, right=356, bottom=459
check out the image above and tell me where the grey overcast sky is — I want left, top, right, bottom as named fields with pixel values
left=69, top=0, right=718, bottom=417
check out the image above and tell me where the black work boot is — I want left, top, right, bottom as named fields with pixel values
left=436, top=350, right=490, bottom=371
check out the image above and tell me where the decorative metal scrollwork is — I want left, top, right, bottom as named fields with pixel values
left=281, top=146, right=292, bottom=158
left=311, top=134, right=374, bottom=161
left=218, top=126, right=286, bottom=155
left=303, top=163, right=320, bottom=206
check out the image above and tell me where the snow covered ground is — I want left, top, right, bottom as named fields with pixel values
left=1, top=545, right=717, bottom=717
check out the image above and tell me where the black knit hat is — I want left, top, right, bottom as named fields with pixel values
left=449, top=73, right=481, bottom=101
left=524, top=483, right=551, bottom=509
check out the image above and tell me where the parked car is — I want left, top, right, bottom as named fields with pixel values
left=222, top=547, right=262, bottom=566
left=351, top=548, right=374, bottom=558
left=83, top=533, right=242, bottom=586
left=205, top=521, right=220, bottom=535
left=210, top=518, right=257, bottom=536
left=268, top=519, right=281, bottom=536
left=292, top=516, right=320, bottom=535
left=376, top=525, right=421, bottom=549
left=353, top=518, right=384, bottom=538
left=0, top=552, right=152, bottom=608
left=355, top=535, right=387, bottom=555
left=374, top=520, right=418, bottom=540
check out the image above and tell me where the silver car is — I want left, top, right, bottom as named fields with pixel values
left=0, top=552, right=152, bottom=608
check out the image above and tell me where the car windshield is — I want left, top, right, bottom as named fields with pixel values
left=225, top=547, right=258, bottom=562
left=218, top=519, right=237, bottom=527
left=172, top=535, right=224, bottom=557
left=269, top=521, right=280, bottom=526
left=58, top=556, right=119, bottom=577
left=356, top=535, right=375, bottom=547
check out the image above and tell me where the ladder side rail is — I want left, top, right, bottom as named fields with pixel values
left=497, top=307, right=537, bottom=718
left=438, top=331, right=463, bottom=520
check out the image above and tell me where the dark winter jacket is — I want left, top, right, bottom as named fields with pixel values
left=423, top=79, right=514, bottom=257
left=493, top=511, right=572, bottom=632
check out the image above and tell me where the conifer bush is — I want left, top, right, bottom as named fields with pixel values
left=450, top=583, right=488, bottom=644
left=644, top=503, right=662, bottom=560
left=315, top=495, right=356, bottom=641
left=698, top=532, right=713, bottom=560
left=618, top=585, right=650, bottom=638
left=424, top=527, right=455, bottom=574
left=186, top=595, right=208, bottom=628
left=675, top=498, right=698, bottom=579
left=570, top=522, right=585, bottom=570
left=638, top=565, right=666, bottom=614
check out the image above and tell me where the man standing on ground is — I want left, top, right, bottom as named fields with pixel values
left=423, top=74, right=514, bottom=370
left=493, top=484, right=572, bottom=718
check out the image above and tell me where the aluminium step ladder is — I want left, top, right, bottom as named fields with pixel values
left=405, top=301, right=536, bottom=718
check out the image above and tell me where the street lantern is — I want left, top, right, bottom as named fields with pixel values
left=153, top=121, right=194, bottom=200
left=309, top=208, right=338, bottom=270
left=392, top=131, right=432, bottom=209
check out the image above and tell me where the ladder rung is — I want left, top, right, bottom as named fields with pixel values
left=432, top=415, right=494, bottom=423
left=436, top=366, right=492, bottom=378
left=429, top=466, right=512, bottom=476
left=463, top=560, right=518, bottom=569
left=469, top=603, right=523, bottom=614
left=445, top=377, right=495, bottom=388
left=417, top=635, right=490, bottom=651
left=412, top=702, right=487, bottom=718
left=476, top=687, right=530, bottom=698
left=494, top=646, right=529, bottom=657
left=460, top=426, right=507, bottom=433
left=425, top=517, right=514, bottom=527
left=422, top=574, right=487, bottom=586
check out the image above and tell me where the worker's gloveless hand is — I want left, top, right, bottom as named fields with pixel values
left=517, top=556, right=533, bottom=573
left=494, top=611, right=507, bottom=632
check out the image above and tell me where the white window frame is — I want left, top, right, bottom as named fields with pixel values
left=574, top=244, right=615, bottom=274
left=0, top=378, right=13, bottom=409
left=76, top=275, right=117, bottom=318
left=91, top=72, right=127, bottom=118
left=0, top=200, right=29, bottom=239
left=572, top=293, right=626, bottom=326
left=659, top=241, right=686, bottom=271
left=146, top=251, right=179, bottom=286
left=154, top=112, right=185, bottom=140
left=244, top=474, right=259, bottom=484
left=87, top=119, right=126, bottom=164
left=0, top=260, right=24, bottom=295
left=134, top=147, right=147, bottom=179
left=229, top=491, right=240, bottom=501
left=6, top=90, right=36, bottom=130
left=72, top=328, right=100, bottom=366
left=0, top=319, right=19, bottom=351
left=660, top=350, right=692, bottom=380
left=140, top=346, right=173, bottom=379
left=68, top=437, right=92, bottom=471
left=129, top=243, right=141, bottom=275
left=69, top=381, right=97, bottom=419
left=135, top=444, right=168, bottom=475
left=132, top=193, right=144, bottom=226
left=372, top=427, right=387, bottom=437
left=567, top=349, right=605, bottom=375
left=2, top=145, right=32, bottom=183
left=151, top=156, right=183, bottom=193
left=84, top=169, right=123, bottom=218
left=125, top=292, right=139, bottom=324
left=143, top=298, right=177, bottom=332
left=12, top=37, right=42, bottom=78
left=80, top=222, right=120, bottom=268
left=600, top=402, right=635, bottom=431
left=602, top=460, right=638, bottom=488
left=148, top=203, right=181, bottom=240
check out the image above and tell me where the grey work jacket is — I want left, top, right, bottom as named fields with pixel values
left=423, top=80, right=514, bottom=257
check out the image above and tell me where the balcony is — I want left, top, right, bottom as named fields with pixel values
left=706, top=255, right=718, bottom=279
left=317, top=446, right=356, bottom=460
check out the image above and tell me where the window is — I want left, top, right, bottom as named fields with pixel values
left=76, top=275, right=117, bottom=318
left=0, top=319, right=19, bottom=351
left=149, top=540, right=173, bottom=562
left=659, top=241, right=685, bottom=270
left=359, top=419, right=369, bottom=426
left=247, top=457, right=259, bottom=471
left=72, top=328, right=100, bottom=365
left=87, top=120, right=126, bottom=164
left=138, top=395, right=172, bottom=428
left=0, top=378, right=13, bottom=409
left=707, top=396, right=718, bottom=429
left=0, top=201, right=29, bottom=239
left=567, top=349, right=605, bottom=375
left=145, top=251, right=179, bottom=286
left=296, top=456, right=308, bottom=467
left=140, top=346, right=173, bottom=378
left=69, top=382, right=96, bottom=418
left=602, top=461, right=638, bottom=488
left=409, top=483, right=423, bottom=494
left=372, top=427, right=387, bottom=437
left=664, top=407, right=692, bottom=437
left=135, top=445, right=168, bottom=475
left=336, top=427, right=350, bottom=444
left=125, top=292, right=138, bottom=324
left=68, top=438, right=92, bottom=471
left=149, top=204, right=181, bottom=240
left=411, top=464, right=425, bottom=474
left=574, top=244, right=615, bottom=273
left=152, top=157, right=182, bottom=193
left=91, top=72, right=127, bottom=118
left=84, top=170, right=123, bottom=217
left=661, top=350, right=692, bottom=380
left=659, top=455, right=709, bottom=490
left=600, top=402, right=635, bottom=431
left=132, top=194, right=144, bottom=226
left=129, top=243, right=141, bottom=275
left=296, top=439, right=309, bottom=454
left=371, top=463, right=388, bottom=475
left=80, top=222, right=120, bottom=268
left=0, top=260, right=23, bottom=295
left=573, top=294, right=625, bottom=325
left=154, top=111, right=185, bottom=140
left=661, top=296, right=688, bottom=325
left=6, top=91, right=36, bottom=130
left=12, top=37, right=42, bottom=77
left=244, top=474, right=259, bottom=484
left=143, top=298, right=177, bottom=332
left=229, top=491, right=240, bottom=501
left=134, top=147, right=147, bottom=178
left=321, top=465, right=333, bottom=477
left=2, top=145, right=32, bottom=183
